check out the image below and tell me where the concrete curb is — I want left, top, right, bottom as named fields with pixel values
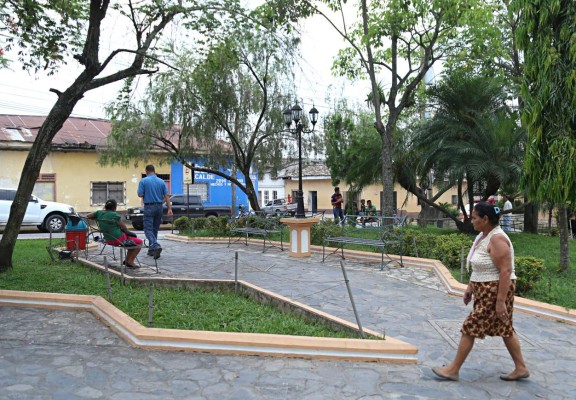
left=0, top=289, right=417, bottom=363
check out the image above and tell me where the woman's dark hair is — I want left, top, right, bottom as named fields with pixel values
left=104, top=199, right=117, bottom=211
left=474, top=201, right=500, bottom=225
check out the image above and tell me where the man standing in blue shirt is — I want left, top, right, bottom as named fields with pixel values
left=138, top=165, right=172, bottom=259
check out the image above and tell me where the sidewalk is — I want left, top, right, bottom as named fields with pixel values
left=1, top=235, right=575, bottom=399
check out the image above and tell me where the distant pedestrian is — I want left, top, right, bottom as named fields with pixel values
left=502, top=195, right=512, bottom=232
left=137, top=164, right=172, bottom=259
left=331, top=187, right=344, bottom=224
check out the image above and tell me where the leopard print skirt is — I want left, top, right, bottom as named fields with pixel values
left=461, top=280, right=516, bottom=339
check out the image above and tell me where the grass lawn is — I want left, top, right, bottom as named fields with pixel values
left=0, top=239, right=363, bottom=339
left=508, top=232, right=576, bottom=309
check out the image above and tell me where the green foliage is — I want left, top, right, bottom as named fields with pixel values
left=443, top=0, right=521, bottom=85
left=102, top=27, right=301, bottom=210
left=400, top=71, right=524, bottom=224
left=324, top=109, right=383, bottom=191
left=402, top=229, right=473, bottom=270
left=438, top=202, right=460, bottom=217
left=514, top=256, right=545, bottom=295
left=205, top=217, right=230, bottom=236
left=517, top=0, right=576, bottom=206
left=516, top=0, right=576, bottom=271
left=310, top=220, right=345, bottom=245
left=0, top=0, right=87, bottom=73
left=174, top=216, right=193, bottom=232
left=191, top=217, right=208, bottom=231
left=175, top=216, right=228, bottom=235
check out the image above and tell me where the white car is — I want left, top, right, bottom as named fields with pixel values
left=0, top=188, right=75, bottom=233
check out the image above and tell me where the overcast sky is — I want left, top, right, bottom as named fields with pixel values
left=0, top=3, right=375, bottom=122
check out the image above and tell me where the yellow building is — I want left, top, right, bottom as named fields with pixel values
left=0, top=115, right=170, bottom=213
left=281, top=161, right=466, bottom=217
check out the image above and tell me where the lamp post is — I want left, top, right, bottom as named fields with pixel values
left=283, top=104, right=319, bottom=219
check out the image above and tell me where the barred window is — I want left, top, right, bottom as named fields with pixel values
left=183, top=183, right=208, bottom=202
left=91, top=182, right=125, bottom=206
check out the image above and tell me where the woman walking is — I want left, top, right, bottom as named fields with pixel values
left=432, top=202, right=529, bottom=381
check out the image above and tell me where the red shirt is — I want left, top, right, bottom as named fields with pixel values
left=331, top=193, right=343, bottom=209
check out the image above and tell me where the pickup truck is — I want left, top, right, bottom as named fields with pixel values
left=125, top=194, right=232, bottom=230
left=261, top=199, right=298, bottom=216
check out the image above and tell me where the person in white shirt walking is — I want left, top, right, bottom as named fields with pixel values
left=502, top=195, right=513, bottom=232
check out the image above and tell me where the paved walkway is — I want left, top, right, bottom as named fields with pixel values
left=1, top=234, right=575, bottom=399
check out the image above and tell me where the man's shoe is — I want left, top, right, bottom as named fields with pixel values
left=153, top=247, right=162, bottom=259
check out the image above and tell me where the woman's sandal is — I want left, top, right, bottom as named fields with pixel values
left=500, top=372, right=530, bottom=381
left=122, top=261, right=139, bottom=269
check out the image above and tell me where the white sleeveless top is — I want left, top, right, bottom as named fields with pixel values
left=469, top=226, right=516, bottom=282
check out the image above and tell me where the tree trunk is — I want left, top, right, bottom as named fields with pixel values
left=380, top=122, right=395, bottom=216
left=523, top=196, right=539, bottom=233
left=558, top=205, right=570, bottom=272
left=0, top=79, right=89, bottom=271
left=241, top=168, right=260, bottom=212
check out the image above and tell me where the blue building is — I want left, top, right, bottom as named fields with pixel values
left=170, top=161, right=257, bottom=211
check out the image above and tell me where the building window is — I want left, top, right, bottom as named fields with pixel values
left=34, top=173, right=56, bottom=201
left=91, top=182, right=125, bottom=206
left=451, top=195, right=458, bottom=205
left=264, top=191, right=270, bottom=204
left=258, top=191, right=262, bottom=205
left=272, top=190, right=278, bottom=200
left=184, top=183, right=209, bottom=202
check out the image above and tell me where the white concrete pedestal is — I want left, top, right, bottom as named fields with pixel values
left=280, top=218, right=319, bottom=258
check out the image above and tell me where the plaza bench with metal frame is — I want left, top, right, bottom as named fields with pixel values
left=322, top=215, right=407, bottom=269
left=228, top=216, right=286, bottom=252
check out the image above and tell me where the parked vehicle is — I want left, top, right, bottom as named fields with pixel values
left=0, top=188, right=76, bottom=233
left=261, top=198, right=298, bottom=216
left=125, top=194, right=232, bottom=230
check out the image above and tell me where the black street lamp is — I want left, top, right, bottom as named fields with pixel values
left=282, top=103, right=319, bottom=219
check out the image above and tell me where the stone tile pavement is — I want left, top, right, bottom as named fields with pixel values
left=1, top=234, right=575, bottom=399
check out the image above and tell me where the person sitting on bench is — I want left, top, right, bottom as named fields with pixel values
left=87, top=199, right=143, bottom=269
left=362, top=200, right=378, bottom=225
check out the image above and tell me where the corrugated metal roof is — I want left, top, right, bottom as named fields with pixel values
left=0, top=114, right=109, bottom=147
left=0, top=114, right=229, bottom=152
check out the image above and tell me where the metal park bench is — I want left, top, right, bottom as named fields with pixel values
left=322, top=215, right=406, bottom=269
left=228, top=216, right=286, bottom=252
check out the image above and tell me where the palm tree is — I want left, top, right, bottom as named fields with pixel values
left=403, top=72, right=525, bottom=232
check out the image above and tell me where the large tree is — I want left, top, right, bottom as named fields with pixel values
left=308, top=0, right=492, bottom=216
left=516, top=0, right=576, bottom=272
left=101, top=30, right=307, bottom=211
left=326, top=73, right=524, bottom=233
left=0, top=0, right=261, bottom=271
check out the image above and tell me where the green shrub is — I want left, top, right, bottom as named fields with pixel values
left=311, top=220, right=344, bottom=245
left=515, top=256, right=545, bottom=295
left=191, top=217, right=207, bottom=230
left=206, top=216, right=229, bottom=236
left=174, top=216, right=192, bottom=232
left=402, top=230, right=473, bottom=270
